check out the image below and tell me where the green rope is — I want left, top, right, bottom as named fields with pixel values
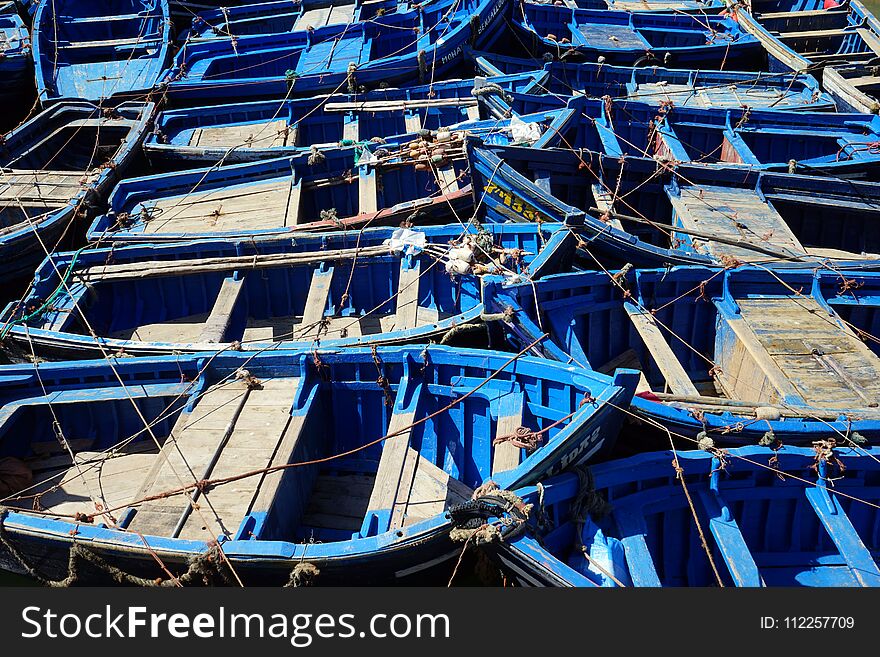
left=0, top=246, right=88, bottom=340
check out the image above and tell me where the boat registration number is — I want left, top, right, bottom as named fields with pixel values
left=482, top=182, right=548, bottom=223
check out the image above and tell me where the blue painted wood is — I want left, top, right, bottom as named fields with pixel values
left=469, top=50, right=835, bottom=112
left=497, top=446, right=880, bottom=587
left=738, top=0, right=880, bottom=112
left=513, top=1, right=763, bottom=69
left=469, top=142, right=880, bottom=269
left=0, top=222, right=570, bottom=357
left=144, top=72, right=544, bottom=165
left=805, top=481, right=880, bottom=587
left=485, top=265, right=880, bottom=444
left=32, top=0, right=172, bottom=104
left=698, top=489, right=764, bottom=586
left=0, top=12, right=31, bottom=109
left=161, top=0, right=508, bottom=103
left=0, top=345, right=636, bottom=584
left=0, top=101, right=153, bottom=281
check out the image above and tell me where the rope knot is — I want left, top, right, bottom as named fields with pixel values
left=234, top=368, right=262, bottom=389
left=448, top=482, right=531, bottom=545
left=307, top=145, right=326, bottom=166
left=285, top=562, right=320, bottom=587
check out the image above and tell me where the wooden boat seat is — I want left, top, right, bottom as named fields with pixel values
left=296, top=266, right=334, bottom=337
left=624, top=304, right=700, bottom=397
left=856, top=28, right=880, bottom=55
left=435, top=163, right=460, bottom=194
left=58, top=13, right=163, bottom=24
left=363, top=370, right=471, bottom=534
left=667, top=184, right=806, bottom=261
left=629, top=82, right=705, bottom=108
left=323, top=98, right=479, bottom=112
left=141, top=179, right=295, bottom=233
left=125, top=376, right=301, bottom=540
left=576, top=24, right=648, bottom=50
left=395, top=257, right=421, bottom=331
left=187, top=119, right=290, bottom=149
left=757, top=8, right=847, bottom=20
left=0, top=170, right=89, bottom=203
left=5, top=445, right=157, bottom=524
left=343, top=114, right=359, bottom=143
left=804, top=485, right=880, bottom=586
left=839, top=73, right=880, bottom=88
left=714, top=296, right=880, bottom=410
left=591, top=184, right=626, bottom=229
left=199, top=275, right=246, bottom=343
left=292, top=3, right=357, bottom=31
left=358, top=157, right=378, bottom=215
left=56, top=37, right=164, bottom=50
left=697, top=488, right=763, bottom=587
left=491, top=389, right=525, bottom=476
left=404, top=110, right=422, bottom=134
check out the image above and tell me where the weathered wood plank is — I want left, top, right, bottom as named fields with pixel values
left=722, top=297, right=880, bottom=409
left=358, top=165, right=378, bottom=215
left=324, top=99, right=478, bottom=112
left=366, top=377, right=423, bottom=532
left=668, top=184, right=806, bottom=261
left=300, top=267, right=335, bottom=331
left=805, top=486, right=880, bottom=587
left=284, top=177, right=302, bottom=227
left=492, top=390, right=524, bottom=476
left=177, top=378, right=300, bottom=539
left=625, top=305, right=700, bottom=396
left=395, top=258, right=421, bottom=330
left=403, top=455, right=472, bottom=526
left=189, top=119, right=288, bottom=149
left=198, top=276, right=245, bottom=343
left=404, top=111, right=421, bottom=134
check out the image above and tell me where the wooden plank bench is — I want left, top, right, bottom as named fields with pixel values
left=126, top=377, right=300, bottom=540
left=625, top=304, right=700, bottom=396
left=198, top=275, right=245, bottom=343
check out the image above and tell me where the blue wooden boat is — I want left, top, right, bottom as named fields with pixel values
left=470, top=49, right=837, bottom=112
left=494, top=94, right=880, bottom=178
left=143, top=72, right=546, bottom=165
left=493, top=445, right=880, bottom=586
left=0, top=11, right=32, bottom=120
left=468, top=142, right=880, bottom=267
left=512, top=2, right=764, bottom=69
left=737, top=0, right=880, bottom=113
left=0, top=222, right=576, bottom=359
left=0, top=101, right=154, bottom=281
left=88, top=146, right=476, bottom=242
left=90, top=114, right=580, bottom=243
left=527, top=0, right=728, bottom=11
left=0, top=346, right=637, bottom=585
left=184, top=0, right=391, bottom=39
left=32, top=0, right=172, bottom=104
left=168, top=0, right=279, bottom=21
left=162, top=0, right=507, bottom=103
left=484, top=264, right=880, bottom=445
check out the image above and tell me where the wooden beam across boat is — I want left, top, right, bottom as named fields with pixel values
left=492, top=390, right=525, bottom=476
left=199, top=276, right=246, bottom=344
left=126, top=377, right=301, bottom=540
left=395, top=258, right=421, bottom=330
left=366, top=372, right=424, bottom=532
left=323, top=98, right=479, bottom=112
left=667, top=184, right=806, bottom=262
left=715, top=296, right=880, bottom=410
left=300, top=266, right=335, bottom=332
left=77, top=245, right=392, bottom=281
left=624, top=304, right=700, bottom=397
